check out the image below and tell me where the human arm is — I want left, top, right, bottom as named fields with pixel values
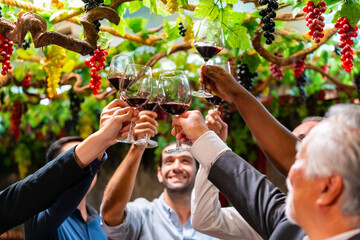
left=201, top=65, right=298, bottom=175
left=172, top=111, right=304, bottom=239
left=101, top=110, right=157, bottom=226
left=24, top=156, right=106, bottom=240
left=0, top=100, right=136, bottom=233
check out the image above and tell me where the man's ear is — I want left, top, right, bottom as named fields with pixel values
left=316, top=173, right=343, bottom=207
left=157, top=167, right=163, bottom=183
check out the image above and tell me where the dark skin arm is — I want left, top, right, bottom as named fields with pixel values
left=200, top=65, right=299, bottom=176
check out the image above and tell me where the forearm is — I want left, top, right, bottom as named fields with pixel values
left=75, top=130, right=111, bottom=168
left=101, top=144, right=145, bottom=226
left=232, top=88, right=298, bottom=175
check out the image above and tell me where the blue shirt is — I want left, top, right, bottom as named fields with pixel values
left=24, top=153, right=107, bottom=240
left=101, top=193, right=220, bottom=240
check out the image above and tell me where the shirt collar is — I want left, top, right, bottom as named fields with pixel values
left=158, top=193, right=192, bottom=227
left=73, top=204, right=99, bottom=223
left=303, top=228, right=360, bottom=240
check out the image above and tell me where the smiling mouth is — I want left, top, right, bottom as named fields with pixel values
left=168, top=175, right=187, bottom=180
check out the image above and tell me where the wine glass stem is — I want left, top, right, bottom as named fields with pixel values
left=200, top=61, right=209, bottom=92
left=214, top=106, right=218, bottom=111
left=127, top=107, right=138, bottom=142
left=176, top=139, right=183, bottom=150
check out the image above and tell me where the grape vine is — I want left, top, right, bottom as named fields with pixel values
left=335, top=17, right=358, bottom=73
left=237, top=61, right=258, bottom=91
left=82, top=0, right=104, bottom=32
left=22, top=73, right=31, bottom=88
left=296, top=74, right=308, bottom=102
left=259, top=0, right=279, bottom=45
left=10, top=100, right=22, bottom=142
left=0, top=34, right=14, bottom=76
left=270, top=53, right=284, bottom=82
left=303, top=1, right=326, bottom=43
left=85, top=46, right=107, bottom=95
left=44, top=45, right=66, bottom=98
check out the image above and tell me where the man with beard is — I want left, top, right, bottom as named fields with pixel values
left=100, top=139, right=219, bottom=239
left=172, top=104, right=360, bottom=240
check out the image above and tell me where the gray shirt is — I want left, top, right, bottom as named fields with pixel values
left=101, top=193, right=220, bottom=240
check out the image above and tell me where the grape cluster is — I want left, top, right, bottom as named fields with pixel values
left=0, top=6, right=2, bottom=18
left=296, top=74, right=308, bottom=102
left=183, top=25, right=194, bottom=43
left=179, top=22, right=186, bottom=37
left=303, top=1, right=326, bottom=43
left=259, top=0, right=279, bottom=45
left=85, top=46, right=107, bottom=95
left=355, top=74, right=360, bottom=100
left=237, top=61, right=258, bottom=91
left=10, top=100, right=22, bottom=142
left=293, top=56, right=306, bottom=78
left=22, top=40, right=31, bottom=50
left=166, top=0, right=178, bottom=13
left=270, top=53, right=283, bottom=82
left=22, top=73, right=31, bottom=88
left=51, top=0, right=64, bottom=9
left=66, top=90, right=83, bottom=134
left=0, top=34, right=14, bottom=76
left=44, top=45, right=66, bottom=98
left=82, top=0, right=104, bottom=32
left=335, top=17, right=358, bottom=73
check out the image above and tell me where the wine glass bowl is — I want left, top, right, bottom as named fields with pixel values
left=118, top=64, right=152, bottom=144
left=107, top=54, right=134, bottom=91
left=192, top=19, right=225, bottom=98
left=158, top=70, right=192, bottom=153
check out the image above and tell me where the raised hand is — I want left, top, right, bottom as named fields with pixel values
left=201, top=65, right=243, bottom=103
left=133, top=110, right=158, bottom=141
left=205, top=110, right=228, bottom=142
left=171, top=110, right=209, bottom=143
left=99, top=99, right=139, bottom=144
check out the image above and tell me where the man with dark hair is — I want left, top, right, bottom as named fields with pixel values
left=100, top=120, right=219, bottom=240
left=24, top=136, right=107, bottom=240
left=0, top=99, right=138, bottom=233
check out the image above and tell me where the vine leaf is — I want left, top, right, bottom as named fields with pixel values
left=128, top=1, right=143, bottom=13
left=220, top=5, right=233, bottom=27
left=225, top=0, right=237, bottom=5
left=242, top=52, right=261, bottom=73
left=340, top=2, right=360, bottom=28
left=226, top=24, right=250, bottom=50
left=128, top=17, right=148, bottom=33
left=292, top=1, right=304, bottom=19
left=164, top=20, right=180, bottom=41
left=193, top=0, right=219, bottom=20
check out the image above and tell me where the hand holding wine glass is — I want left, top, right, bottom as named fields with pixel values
left=192, top=18, right=224, bottom=98
left=118, top=64, right=152, bottom=144
left=158, top=70, right=192, bottom=153
left=204, top=58, right=231, bottom=111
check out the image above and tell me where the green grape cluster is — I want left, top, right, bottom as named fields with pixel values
left=183, top=25, right=194, bottom=43
left=166, top=0, right=178, bottom=14
left=44, top=45, right=66, bottom=98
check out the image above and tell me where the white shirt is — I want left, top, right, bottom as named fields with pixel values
left=191, top=165, right=263, bottom=240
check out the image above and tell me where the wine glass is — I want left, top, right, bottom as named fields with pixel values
left=158, top=70, right=192, bottom=153
left=118, top=64, right=152, bottom=144
left=204, top=58, right=231, bottom=111
left=107, top=54, right=134, bottom=91
left=192, top=18, right=225, bottom=98
left=137, top=78, right=161, bottom=148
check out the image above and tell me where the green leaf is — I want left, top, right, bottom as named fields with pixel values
left=279, top=0, right=297, bottom=4
left=340, top=2, right=360, bottom=28
left=63, top=59, right=76, bottom=73
left=226, top=24, right=250, bottom=50
left=128, top=1, right=143, bottom=13
left=292, top=1, right=305, bottom=19
left=231, top=12, right=248, bottom=25
left=242, top=52, right=261, bottom=73
left=127, top=17, right=148, bottom=33
left=193, top=0, right=219, bottom=20
left=332, top=11, right=341, bottom=24
left=225, top=0, right=237, bottom=5
left=163, top=20, right=181, bottom=41
left=220, top=6, right=233, bottom=28
left=110, top=18, right=127, bottom=36
left=98, top=31, right=113, bottom=49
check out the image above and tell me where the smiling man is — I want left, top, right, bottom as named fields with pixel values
left=101, top=139, right=219, bottom=239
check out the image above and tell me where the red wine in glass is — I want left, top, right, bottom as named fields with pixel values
left=122, top=74, right=136, bottom=91
left=124, top=97, right=149, bottom=108
left=108, top=75, right=122, bottom=90
left=194, top=43, right=223, bottom=62
left=142, top=102, right=159, bottom=111
left=159, top=102, right=190, bottom=115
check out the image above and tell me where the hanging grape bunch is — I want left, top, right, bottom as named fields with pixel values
left=258, top=0, right=279, bottom=45
left=178, top=22, right=194, bottom=43
left=293, top=56, right=306, bottom=78
left=67, top=90, right=83, bottom=133
left=179, top=22, right=186, bottom=37
left=335, top=17, right=358, bottom=73
left=22, top=73, right=31, bottom=88
left=0, top=34, right=14, bottom=76
left=166, top=0, right=178, bottom=13
left=237, top=61, right=258, bottom=91
left=85, top=46, right=108, bottom=95
left=296, top=74, right=308, bottom=102
left=0, top=6, right=2, bottom=18
left=270, top=53, right=284, bottom=82
left=303, top=1, right=326, bottom=43
left=82, top=0, right=104, bottom=32
left=44, top=45, right=66, bottom=98
left=355, top=74, right=360, bottom=100
left=10, top=100, right=22, bottom=142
